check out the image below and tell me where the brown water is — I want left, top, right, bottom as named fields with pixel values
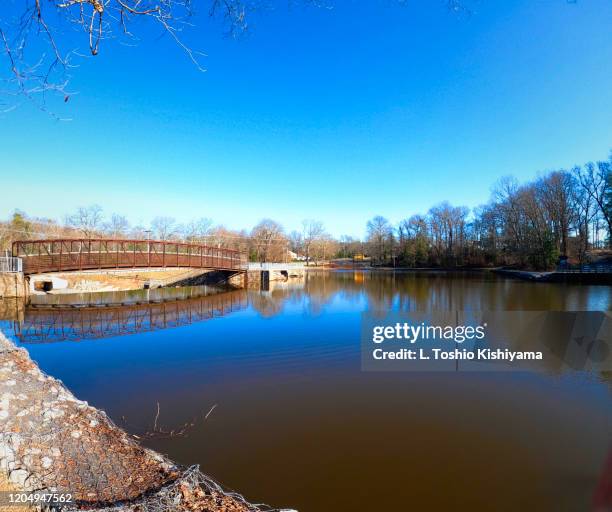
left=5, top=271, right=612, bottom=511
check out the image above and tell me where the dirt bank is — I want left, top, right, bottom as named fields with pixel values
left=0, top=332, right=280, bottom=512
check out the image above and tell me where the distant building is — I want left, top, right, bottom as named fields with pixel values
left=288, top=250, right=306, bottom=261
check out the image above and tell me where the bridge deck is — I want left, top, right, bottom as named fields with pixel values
left=12, top=239, right=247, bottom=275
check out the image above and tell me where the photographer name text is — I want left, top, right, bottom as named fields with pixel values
left=370, top=322, right=543, bottom=362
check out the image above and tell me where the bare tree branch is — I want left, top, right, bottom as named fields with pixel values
left=0, top=0, right=477, bottom=114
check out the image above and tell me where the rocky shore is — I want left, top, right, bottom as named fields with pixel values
left=0, top=332, right=278, bottom=512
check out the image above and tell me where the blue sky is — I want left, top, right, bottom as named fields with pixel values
left=1, top=0, right=612, bottom=238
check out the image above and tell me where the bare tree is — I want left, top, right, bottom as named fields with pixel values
left=288, top=230, right=303, bottom=255
left=571, top=177, right=597, bottom=264
left=181, top=217, right=213, bottom=243
left=398, top=215, right=428, bottom=266
left=104, top=213, right=130, bottom=238
left=66, top=205, right=104, bottom=237
left=426, top=202, right=469, bottom=266
left=472, top=204, right=499, bottom=265
left=251, top=219, right=286, bottom=262
left=337, top=235, right=361, bottom=259
left=537, top=171, right=576, bottom=256
left=129, top=224, right=147, bottom=239
left=301, top=219, right=325, bottom=266
left=311, top=233, right=337, bottom=264
left=366, top=216, right=393, bottom=264
left=151, top=216, right=176, bottom=240
left=576, top=160, right=612, bottom=241
left=2, top=150, right=609, bottom=270
left=0, top=0, right=254, bottom=110
left=0, top=0, right=347, bottom=113
left=0, top=1, right=475, bottom=114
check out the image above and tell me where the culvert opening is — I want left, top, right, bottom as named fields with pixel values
left=34, top=280, right=53, bottom=292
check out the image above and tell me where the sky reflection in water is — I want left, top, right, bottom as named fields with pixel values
left=5, top=271, right=612, bottom=511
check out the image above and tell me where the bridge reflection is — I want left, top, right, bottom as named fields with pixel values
left=14, top=289, right=248, bottom=344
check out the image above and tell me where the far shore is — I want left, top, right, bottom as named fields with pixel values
left=2, top=264, right=609, bottom=306
left=304, top=265, right=612, bottom=284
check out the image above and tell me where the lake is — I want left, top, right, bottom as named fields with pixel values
left=4, top=270, right=612, bottom=511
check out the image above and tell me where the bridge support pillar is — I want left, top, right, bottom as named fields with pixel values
left=260, top=270, right=270, bottom=291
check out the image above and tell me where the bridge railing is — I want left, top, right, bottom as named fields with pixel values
left=12, top=239, right=247, bottom=275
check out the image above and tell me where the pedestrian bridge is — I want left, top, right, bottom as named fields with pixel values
left=12, top=239, right=247, bottom=275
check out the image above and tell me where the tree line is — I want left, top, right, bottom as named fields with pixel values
left=0, top=209, right=336, bottom=265
left=365, top=155, right=612, bottom=269
left=1, top=154, right=610, bottom=269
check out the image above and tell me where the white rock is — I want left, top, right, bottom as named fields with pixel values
left=9, top=469, right=29, bottom=487
left=42, top=408, right=64, bottom=420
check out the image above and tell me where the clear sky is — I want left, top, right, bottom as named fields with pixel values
left=1, top=0, right=611, bottom=238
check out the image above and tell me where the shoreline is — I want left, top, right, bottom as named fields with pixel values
left=492, top=268, right=612, bottom=284
left=0, top=331, right=279, bottom=512
left=2, top=265, right=609, bottom=309
left=307, top=266, right=612, bottom=284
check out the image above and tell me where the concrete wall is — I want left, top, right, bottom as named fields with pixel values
left=246, top=268, right=306, bottom=290
left=29, top=275, right=68, bottom=293
left=0, top=273, right=28, bottom=299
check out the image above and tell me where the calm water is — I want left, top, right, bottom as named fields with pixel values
left=4, top=271, right=612, bottom=511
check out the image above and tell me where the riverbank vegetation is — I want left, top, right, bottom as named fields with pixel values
left=1, top=155, right=611, bottom=270
left=365, top=157, right=612, bottom=269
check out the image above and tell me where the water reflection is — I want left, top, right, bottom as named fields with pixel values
left=1, top=271, right=610, bottom=511
left=303, top=270, right=612, bottom=313
left=14, top=288, right=248, bottom=344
